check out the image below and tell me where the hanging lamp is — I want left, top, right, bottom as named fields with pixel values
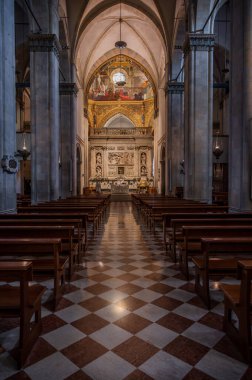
left=114, top=0, right=126, bottom=86
left=115, top=1, right=127, bottom=49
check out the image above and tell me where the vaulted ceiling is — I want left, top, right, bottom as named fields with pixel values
left=63, top=0, right=177, bottom=89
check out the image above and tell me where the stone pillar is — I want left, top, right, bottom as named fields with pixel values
left=29, top=33, right=61, bottom=203
left=229, top=0, right=252, bottom=211
left=166, top=81, right=184, bottom=196
left=59, top=83, right=78, bottom=198
left=183, top=33, right=214, bottom=202
left=0, top=0, right=17, bottom=212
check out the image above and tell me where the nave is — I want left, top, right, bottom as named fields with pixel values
left=0, top=202, right=251, bottom=380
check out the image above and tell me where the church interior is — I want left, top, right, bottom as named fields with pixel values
left=1, top=0, right=252, bottom=379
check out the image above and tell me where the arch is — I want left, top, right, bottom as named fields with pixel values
left=171, top=14, right=185, bottom=80
left=209, top=0, right=230, bottom=33
left=74, top=1, right=167, bottom=90
left=73, top=0, right=167, bottom=63
left=76, top=144, right=82, bottom=195
left=104, top=113, right=135, bottom=129
left=99, top=108, right=138, bottom=129
left=59, top=18, right=71, bottom=82
left=160, top=143, right=166, bottom=195
left=85, top=53, right=157, bottom=107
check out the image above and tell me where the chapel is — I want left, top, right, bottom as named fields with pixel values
left=0, top=0, right=252, bottom=379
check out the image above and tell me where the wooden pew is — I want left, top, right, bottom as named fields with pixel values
left=0, top=261, right=46, bottom=368
left=168, top=218, right=252, bottom=262
left=149, top=205, right=229, bottom=232
left=0, top=225, right=77, bottom=279
left=192, top=238, right=252, bottom=308
left=18, top=206, right=98, bottom=235
left=0, top=213, right=88, bottom=251
left=0, top=238, right=67, bottom=309
left=178, top=225, right=252, bottom=280
left=220, top=259, right=252, bottom=363
left=0, top=218, right=84, bottom=259
left=163, top=212, right=252, bottom=250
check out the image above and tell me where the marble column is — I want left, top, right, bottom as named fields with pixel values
left=229, top=0, right=252, bottom=211
left=0, top=0, right=17, bottom=212
left=59, top=83, right=78, bottom=198
left=183, top=33, right=214, bottom=202
left=29, top=33, right=61, bottom=203
left=166, top=81, right=184, bottom=196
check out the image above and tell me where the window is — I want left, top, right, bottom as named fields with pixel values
left=113, top=72, right=126, bottom=84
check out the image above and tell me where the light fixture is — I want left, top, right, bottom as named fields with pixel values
left=114, top=0, right=126, bottom=87
left=17, top=132, right=30, bottom=161
left=213, top=132, right=223, bottom=160
left=115, top=1, right=127, bottom=50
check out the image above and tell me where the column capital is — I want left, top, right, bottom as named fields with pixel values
left=183, top=33, right=215, bottom=55
left=165, top=81, right=184, bottom=94
left=29, top=33, right=61, bottom=59
left=59, top=83, right=79, bottom=96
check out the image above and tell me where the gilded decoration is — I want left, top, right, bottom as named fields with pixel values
left=86, top=55, right=155, bottom=130
left=88, top=99, right=154, bottom=129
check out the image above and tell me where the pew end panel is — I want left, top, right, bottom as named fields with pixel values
left=220, top=259, right=252, bottom=364
left=0, top=261, right=46, bottom=368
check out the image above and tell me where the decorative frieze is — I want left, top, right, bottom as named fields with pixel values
left=183, top=33, right=215, bottom=55
left=29, top=34, right=61, bottom=59
left=60, top=83, right=78, bottom=96
left=89, top=127, right=152, bottom=137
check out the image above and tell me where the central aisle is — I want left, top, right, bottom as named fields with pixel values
left=2, top=202, right=249, bottom=379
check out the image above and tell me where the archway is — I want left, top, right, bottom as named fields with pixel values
left=212, top=1, right=230, bottom=204
left=76, top=145, right=82, bottom=195
left=160, top=145, right=166, bottom=195
left=104, top=113, right=135, bottom=129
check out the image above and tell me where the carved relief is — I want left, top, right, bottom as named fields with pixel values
left=108, top=152, right=134, bottom=166
left=140, top=152, right=147, bottom=165
left=108, top=167, right=117, bottom=176
left=96, top=166, right=102, bottom=176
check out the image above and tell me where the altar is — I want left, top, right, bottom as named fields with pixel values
left=111, top=180, right=129, bottom=194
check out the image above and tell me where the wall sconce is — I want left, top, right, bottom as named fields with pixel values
left=213, top=133, right=223, bottom=160
left=16, top=132, right=30, bottom=161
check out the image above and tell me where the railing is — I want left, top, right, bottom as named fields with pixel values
left=89, top=127, right=152, bottom=137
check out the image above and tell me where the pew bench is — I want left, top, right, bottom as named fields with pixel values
left=0, top=225, right=78, bottom=279
left=168, top=218, right=252, bottom=262
left=0, top=218, right=84, bottom=260
left=18, top=206, right=99, bottom=236
left=0, top=261, right=46, bottom=368
left=162, top=212, right=252, bottom=250
left=178, top=225, right=252, bottom=280
left=0, top=238, right=67, bottom=309
left=192, top=237, right=252, bottom=309
left=220, top=259, right=252, bottom=364
left=149, top=205, right=229, bottom=232
left=0, top=213, right=88, bottom=251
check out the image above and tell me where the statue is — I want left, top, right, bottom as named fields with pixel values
left=96, top=152, right=102, bottom=165
left=140, top=152, right=147, bottom=165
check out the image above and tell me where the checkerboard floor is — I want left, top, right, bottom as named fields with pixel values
left=1, top=202, right=251, bottom=380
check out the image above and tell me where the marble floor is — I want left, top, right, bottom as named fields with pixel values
left=0, top=202, right=251, bottom=380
